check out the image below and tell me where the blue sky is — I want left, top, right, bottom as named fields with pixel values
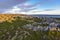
left=0, top=0, right=60, bottom=14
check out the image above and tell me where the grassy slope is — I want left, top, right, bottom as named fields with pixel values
left=0, top=15, right=60, bottom=40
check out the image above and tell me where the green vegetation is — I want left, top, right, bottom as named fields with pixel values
left=0, top=17, right=60, bottom=40
left=33, top=17, right=42, bottom=22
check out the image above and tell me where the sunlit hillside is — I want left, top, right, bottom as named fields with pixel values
left=0, top=14, right=27, bottom=22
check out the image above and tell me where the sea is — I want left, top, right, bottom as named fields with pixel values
left=29, top=15, right=60, bottom=18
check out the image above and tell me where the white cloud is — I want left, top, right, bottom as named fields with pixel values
left=3, top=2, right=60, bottom=15
left=3, top=3, right=37, bottom=14
left=40, top=9, right=60, bottom=15
left=25, top=9, right=60, bottom=15
left=3, top=8, right=60, bottom=15
left=4, top=6, right=21, bottom=14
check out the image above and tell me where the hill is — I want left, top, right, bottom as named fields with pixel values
left=0, top=14, right=60, bottom=40
left=0, top=14, right=27, bottom=22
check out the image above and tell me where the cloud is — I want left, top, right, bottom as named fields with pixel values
left=0, top=0, right=29, bottom=13
left=0, top=0, right=28, bottom=9
left=4, top=6, right=21, bottom=13
left=44, top=9, right=55, bottom=11
left=27, top=9, right=60, bottom=15
left=20, top=0, right=51, bottom=8
left=2, top=0, right=57, bottom=14
left=3, top=0, right=50, bottom=13
left=3, top=2, right=38, bottom=13
left=3, top=5, right=37, bottom=14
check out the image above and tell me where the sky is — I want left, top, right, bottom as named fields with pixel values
left=0, top=0, right=60, bottom=15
